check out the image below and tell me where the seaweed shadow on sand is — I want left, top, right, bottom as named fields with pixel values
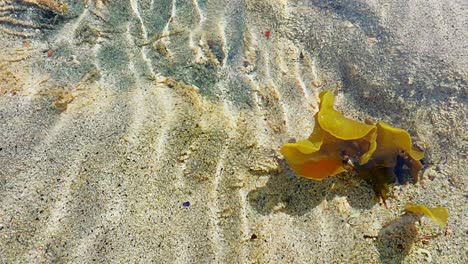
left=374, top=213, right=420, bottom=264
left=247, top=160, right=377, bottom=216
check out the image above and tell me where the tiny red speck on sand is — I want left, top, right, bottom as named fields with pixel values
left=264, top=31, right=271, bottom=39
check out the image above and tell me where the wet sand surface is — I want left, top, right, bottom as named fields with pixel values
left=0, top=0, right=466, bottom=263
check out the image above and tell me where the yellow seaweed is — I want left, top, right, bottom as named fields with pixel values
left=364, top=121, right=425, bottom=185
left=280, top=141, right=319, bottom=166
left=299, top=158, right=346, bottom=180
left=280, top=125, right=362, bottom=180
left=280, top=90, right=424, bottom=192
left=317, top=91, right=378, bottom=165
left=405, top=203, right=448, bottom=227
left=280, top=137, right=346, bottom=180
left=281, top=110, right=339, bottom=180
left=280, top=91, right=379, bottom=180
left=318, top=91, right=375, bottom=140
left=373, top=121, right=424, bottom=164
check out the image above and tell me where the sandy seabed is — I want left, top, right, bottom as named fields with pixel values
left=0, top=0, right=466, bottom=263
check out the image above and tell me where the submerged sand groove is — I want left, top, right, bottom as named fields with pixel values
left=0, top=0, right=466, bottom=263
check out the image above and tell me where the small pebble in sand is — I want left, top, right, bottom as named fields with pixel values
left=416, top=248, right=432, bottom=262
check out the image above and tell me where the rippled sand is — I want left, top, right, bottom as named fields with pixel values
left=0, top=0, right=466, bottom=263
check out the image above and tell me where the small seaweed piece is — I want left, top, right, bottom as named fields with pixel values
left=405, top=203, right=448, bottom=227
